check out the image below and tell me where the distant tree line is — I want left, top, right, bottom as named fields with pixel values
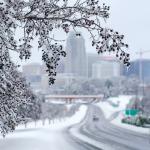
left=50, top=76, right=140, bottom=97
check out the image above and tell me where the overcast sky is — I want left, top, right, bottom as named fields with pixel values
left=106, top=0, right=150, bottom=60
left=11, top=0, right=150, bottom=68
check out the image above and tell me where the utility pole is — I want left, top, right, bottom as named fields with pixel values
left=139, top=51, right=143, bottom=83
left=136, top=50, right=150, bottom=96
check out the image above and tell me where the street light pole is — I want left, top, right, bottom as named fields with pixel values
left=139, top=51, right=143, bottom=83
left=139, top=51, right=144, bottom=96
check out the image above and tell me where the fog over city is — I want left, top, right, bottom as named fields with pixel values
left=1, top=0, right=150, bottom=150
left=11, top=0, right=150, bottom=69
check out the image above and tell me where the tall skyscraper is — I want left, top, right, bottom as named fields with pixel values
left=65, top=31, right=87, bottom=77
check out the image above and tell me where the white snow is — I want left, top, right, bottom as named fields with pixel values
left=0, top=105, right=87, bottom=150
left=97, top=95, right=133, bottom=119
left=97, top=95, right=150, bottom=134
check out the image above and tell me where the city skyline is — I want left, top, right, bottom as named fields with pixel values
left=10, top=0, right=150, bottom=70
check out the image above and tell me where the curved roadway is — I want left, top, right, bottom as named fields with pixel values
left=0, top=105, right=150, bottom=150
left=69, top=105, right=150, bottom=150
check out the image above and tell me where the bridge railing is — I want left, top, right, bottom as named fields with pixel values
left=45, top=95, right=104, bottom=103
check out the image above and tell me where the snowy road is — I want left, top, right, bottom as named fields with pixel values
left=0, top=104, right=150, bottom=150
left=70, top=105, right=150, bottom=150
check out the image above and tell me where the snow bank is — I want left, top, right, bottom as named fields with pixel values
left=97, top=95, right=150, bottom=134
left=22, top=105, right=87, bottom=130
left=97, top=95, right=133, bottom=119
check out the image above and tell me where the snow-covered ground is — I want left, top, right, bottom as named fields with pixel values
left=0, top=106, right=87, bottom=150
left=97, top=95, right=150, bottom=134
left=97, top=95, right=132, bottom=119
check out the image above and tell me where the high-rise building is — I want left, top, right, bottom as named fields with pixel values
left=57, top=59, right=65, bottom=73
left=87, top=53, right=100, bottom=78
left=65, top=31, right=87, bottom=77
left=22, top=63, right=42, bottom=76
left=22, top=63, right=42, bottom=83
left=87, top=53, right=121, bottom=79
left=123, top=59, right=150, bottom=82
left=22, top=61, right=66, bottom=93
left=22, top=63, right=42, bottom=91
left=92, top=58, right=121, bottom=79
left=40, top=74, right=49, bottom=94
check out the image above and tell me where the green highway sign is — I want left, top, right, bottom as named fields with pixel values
left=125, top=109, right=140, bottom=116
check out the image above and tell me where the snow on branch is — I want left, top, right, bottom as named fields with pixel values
left=0, top=0, right=130, bottom=85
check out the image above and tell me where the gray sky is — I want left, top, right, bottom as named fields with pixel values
left=106, top=0, right=150, bottom=60
left=11, top=0, right=150, bottom=68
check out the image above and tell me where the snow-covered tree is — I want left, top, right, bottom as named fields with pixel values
left=41, top=103, right=67, bottom=122
left=18, top=92, right=42, bottom=124
left=66, top=104, right=80, bottom=117
left=0, top=0, right=130, bottom=84
left=104, top=80, right=113, bottom=97
left=0, top=46, right=41, bottom=136
left=0, top=0, right=130, bottom=135
left=0, top=58, right=32, bottom=136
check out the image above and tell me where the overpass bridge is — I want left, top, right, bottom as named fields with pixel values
left=45, top=95, right=104, bottom=103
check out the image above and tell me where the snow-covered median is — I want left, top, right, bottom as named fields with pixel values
left=111, top=113, right=150, bottom=134
left=97, top=95, right=150, bottom=134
